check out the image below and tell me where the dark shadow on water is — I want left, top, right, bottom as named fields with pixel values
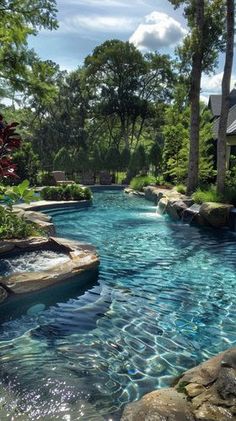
left=0, top=268, right=99, bottom=325
left=163, top=216, right=236, bottom=270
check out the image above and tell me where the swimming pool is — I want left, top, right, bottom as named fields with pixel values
left=0, top=189, right=236, bottom=420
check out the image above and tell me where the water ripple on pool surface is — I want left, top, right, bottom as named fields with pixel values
left=0, top=190, right=236, bottom=419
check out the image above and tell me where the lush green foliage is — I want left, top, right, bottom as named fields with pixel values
left=12, top=142, right=40, bottom=184
left=192, top=185, right=236, bottom=206
left=1, top=180, right=39, bottom=208
left=37, top=171, right=55, bottom=186
left=41, top=184, right=92, bottom=201
left=129, top=145, right=147, bottom=178
left=192, top=187, right=222, bottom=204
left=176, top=184, right=187, bottom=194
left=162, top=106, right=215, bottom=184
left=0, top=0, right=58, bottom=101
left=0, top=6, right=232, bottom=199
left=130, top=175, right=157, bottom=191
left=53, top=147, right=73, bottom=173
left=0, top=206, right=41, bottom=239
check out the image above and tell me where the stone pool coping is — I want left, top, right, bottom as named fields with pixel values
left=14, top=199, right=92, bottom=211
left=0, top=236, right=99, bottom=302
left=11, top=199, right=92, bottom=235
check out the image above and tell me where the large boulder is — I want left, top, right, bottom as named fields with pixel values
left=121, top=388, right=195, bottom=421
left=199, top=202, right=233, bottom=228
left=167, top=200, right=190, bottom=220
left=143, top=186, right=163, bottom=204
left=122, top=348, right=236, bottom=421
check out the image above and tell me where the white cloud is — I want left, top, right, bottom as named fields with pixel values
left=129, top=11, right=187, bottom=51
left=60, top=15, right=136, bottom=33
left=201, top=72, right=236, bottom=95
left=200, top=95, right=208, bottom=104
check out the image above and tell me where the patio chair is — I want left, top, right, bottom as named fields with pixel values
left=52, top=171, right=75, bottom=185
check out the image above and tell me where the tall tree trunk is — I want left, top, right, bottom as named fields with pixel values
left=186, top=0, right=204, bottom=194
left=216, top=0, right=235, bottom=195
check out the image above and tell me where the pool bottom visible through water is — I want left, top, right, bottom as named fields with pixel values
left=0, top=189, right=236, bottom=420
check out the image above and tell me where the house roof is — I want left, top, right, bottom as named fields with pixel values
left=208, top=89, right=236, bottom=118
left=213, top=104, right=236, bottom=139
left=228, top=119, right=236, bottom=135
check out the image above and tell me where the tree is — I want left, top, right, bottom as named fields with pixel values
left=187, top=0, right=204, bottom=193
left=0, top=0, right=58, bottom=98
left=84, top=40, right=174, bottom=151
left=120, top=147, right=131, bottom=171
left=32, top=70, right=88, bottom=166
left=149, top=141, right=162, bottom=176
left=12, top=142, right=40, bottom=185
left=105, top=146, right=121, bottom=172
left=217, top=0, right=235, bottom=194
left=129, top=145, right=147, bottom=177
left=53, top=147, right=73, bottom=174
left=162, top=104, right=215, bottom=184
left=169, top=0, right=225, bottom=193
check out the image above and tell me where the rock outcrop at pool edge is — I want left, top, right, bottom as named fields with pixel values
left=122, top=347, right=236, bottom=421
left=13, top=208, right=56, bottom=235
left=0, top=236, right=99, bottom=302
left=199, top=202, right=234, bottom=228
left=125, top=185, right=236, bottom=229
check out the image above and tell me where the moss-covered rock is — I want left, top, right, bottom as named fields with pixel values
left=199, top=202, right=233, bottom=228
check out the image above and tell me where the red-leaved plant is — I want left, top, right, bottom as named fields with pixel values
left=0, top=123, right=21, bottom=179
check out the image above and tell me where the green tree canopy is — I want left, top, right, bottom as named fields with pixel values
left=0, top=0, right=58, bottom=100
left=84, top=40, right=174, bottom=151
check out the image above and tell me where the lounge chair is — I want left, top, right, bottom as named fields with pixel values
left=52, top=171, right=75, bottom=185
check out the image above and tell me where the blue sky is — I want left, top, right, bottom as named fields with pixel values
left=28, top=0, right=235, bottom=101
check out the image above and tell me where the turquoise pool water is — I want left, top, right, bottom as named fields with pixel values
left=0, top=189, right=236, bottom=420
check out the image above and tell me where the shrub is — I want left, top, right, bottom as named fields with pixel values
left=192, top=187, right=222, bottom=204
left=130, top=175, right=156, bottom=191
left=41, top=184, right=92, bottom=201
left=2, top=180, right=39, bottom=209
left=0, top=185, right=6, bottom=196
left=176, top=184, right=187, bottom=194
left=12, top=142, right=40, bottom=185
left=0, top=206, right=42, bottom=240
left=223, top=187, right=236, bottom=206
left=155, top=175, right=165, bottom=186
left=37, top=171, right=55, bottom=186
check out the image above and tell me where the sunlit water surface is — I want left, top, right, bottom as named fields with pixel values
left=0, top=190, right=236, bottom=420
